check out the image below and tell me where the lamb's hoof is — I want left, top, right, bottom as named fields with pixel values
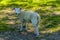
left=34, top=34, right=39, bottom=38
left=35, top=36, right=39, bottom=39
left=19, top=31, right=23, bottom=33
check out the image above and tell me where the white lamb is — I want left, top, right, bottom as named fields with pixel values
left=13, top=8, right=41, bottom=37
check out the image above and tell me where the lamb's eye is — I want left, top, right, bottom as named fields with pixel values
left=20, top=8, right=22, bottom=10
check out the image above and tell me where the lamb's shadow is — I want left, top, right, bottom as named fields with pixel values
left=2, top=30, right=40, bottom=40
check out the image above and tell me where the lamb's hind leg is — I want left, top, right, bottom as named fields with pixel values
left=34, top=24, right=39, bottom=37
left=31, top=18, right=39, bottom=37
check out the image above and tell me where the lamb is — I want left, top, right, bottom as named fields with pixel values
left=13, top=8, right=41, bottom=37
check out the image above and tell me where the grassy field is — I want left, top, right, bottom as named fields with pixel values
left=0, top=0, right=60, bottom=40
left=0, top=6, right=60, bottom=40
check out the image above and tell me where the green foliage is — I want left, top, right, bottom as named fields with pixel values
left=0, top=0, right=60, bottom=8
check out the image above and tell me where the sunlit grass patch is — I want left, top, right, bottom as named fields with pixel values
left=40, top=14, right=60, bottom=34
left=40, top=24, right=60, bottom=34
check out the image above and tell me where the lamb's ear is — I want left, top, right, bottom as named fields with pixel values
left=20, top=8, right=22, bottom=10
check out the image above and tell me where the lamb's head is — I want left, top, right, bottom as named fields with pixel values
left=13, top=8, right=22, bottom=14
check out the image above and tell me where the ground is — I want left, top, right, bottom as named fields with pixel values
left=0, top=24, right=60, bottom=40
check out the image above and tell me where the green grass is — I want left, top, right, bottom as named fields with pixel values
left=0, top=1, right=60, bottom=33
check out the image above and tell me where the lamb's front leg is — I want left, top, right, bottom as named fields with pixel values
left=20, top=23, right=23, bottom=32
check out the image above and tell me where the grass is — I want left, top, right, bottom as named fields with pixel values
left=0, top=7, right=60, bottom=40
left=0, top=6, right=60, bottom=34
left=0, top=0, right=60, bottom=40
